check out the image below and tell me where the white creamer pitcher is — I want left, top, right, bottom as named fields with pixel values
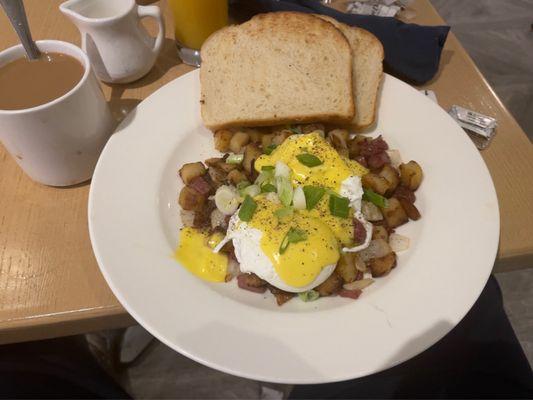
left=60, top=0, right=165, bottom=83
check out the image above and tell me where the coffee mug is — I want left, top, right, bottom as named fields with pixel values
left=0, top=40, right=113, bottom=186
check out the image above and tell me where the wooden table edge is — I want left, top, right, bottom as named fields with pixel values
left=0, top=305, right=135, bottom=345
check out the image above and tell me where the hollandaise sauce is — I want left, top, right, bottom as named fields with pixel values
left=247, top=197, right=340, bottom=287
left=175, top=227, right=227, bottom=282
left=255, top=131, right=368, bottom=191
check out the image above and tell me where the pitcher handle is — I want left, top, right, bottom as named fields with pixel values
left=137, top=5, right=165, bottom=56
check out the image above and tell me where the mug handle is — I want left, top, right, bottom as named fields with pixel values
left=137, top=5, right=165, bottom=56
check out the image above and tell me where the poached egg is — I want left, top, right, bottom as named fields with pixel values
left=216, top=131, right=372, bottom=292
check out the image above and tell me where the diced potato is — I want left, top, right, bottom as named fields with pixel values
left=301, top=123, right=325, bottom=134
left=372, top=225, right=389, bottom=242
left=348, top=137, right=361, bottom=158
left=241, top=273, right=266, bottom=288
left=398, top=198, right=421, bottom=221
left=362, top=173, right=389, bottom=195
left=243, top=143, right=262, bottom=175
left=207, top=166, right=227, bottom=187
left=362, top=201, right=383, bottom=221
left=337, top=253, right=358, bottom=283
left=399, top=161, right=423, bottom=191
left=261, top=133, right=274, bottom=149
left=218, top=162, right=239, bottom=173
left=192, top=201, right=215, bottom=228
left=272, top=130, right=292, bottom=145
left=229, top=131, right=250, bottom=154
left=214, top=130, right=232, bottom=152
left=327, top=129, right=349, bottom=150
left=354, top=253, right=367, bottom=272
left=179, top=162, right=206, bottom=185
left=316, top=272, right=343, bottom=297
left=204, top=157, right=224, bottom=167
left=268, top=286, right=294, bottom=306
left=245, top=129, right=262, bottom=144
left=380, top=197, right=408, bottom=228
left=178, top=186, right=205, bottom=211
left=379, top=164, right=400, bottom=194
left=227, top=169, right=248, bottom=185
left=369, top=252, right=397, bottom=277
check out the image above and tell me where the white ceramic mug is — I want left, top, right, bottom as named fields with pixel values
left=0, top=40, right=114, bottom=186
left=60, top=0, right=165, bottom=83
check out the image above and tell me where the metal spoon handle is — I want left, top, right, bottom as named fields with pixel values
left=0, top=0, right=41, bottom=60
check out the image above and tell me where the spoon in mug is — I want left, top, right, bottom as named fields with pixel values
left=0, top=0, right=41, bottom=60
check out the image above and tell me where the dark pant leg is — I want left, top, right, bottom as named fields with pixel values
left=0, top=334, right=130, bottom=399
left=290, top=275, right=533, bottom=399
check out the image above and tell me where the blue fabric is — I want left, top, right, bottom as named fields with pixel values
left=230, top=0, right=450, bottom=85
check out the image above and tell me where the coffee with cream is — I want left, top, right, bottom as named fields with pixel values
left=0, top=52, right=84, bottom=110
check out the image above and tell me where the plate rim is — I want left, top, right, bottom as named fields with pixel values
left=88, top=69, right=500, bottom=384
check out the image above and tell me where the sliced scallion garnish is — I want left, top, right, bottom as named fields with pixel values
left=329, top=194, right=350, bottom=218
left=226, top=153, right=243, bottom=164
left=279, top=227, right=307, bottom=254
left=264, top=144, right=277, bottom=155
left=298, top=290, right=319, bottom=302
left=362, top=188, right=388, bottom=208
left=303, top=186, right=325, bottom=210
left=261, top=183, right=277, bottom=193
left=296, top=153, right=322, bottom=167
left=276, top=176, right=293, bottom=207
left=238, top=195, right=257, bottom=222
left=274, top=206, right=293, bottom=219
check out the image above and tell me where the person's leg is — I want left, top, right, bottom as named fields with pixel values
left=290, top=275, right=533, bottom=399
left=0, top=334, right=130, bottom=398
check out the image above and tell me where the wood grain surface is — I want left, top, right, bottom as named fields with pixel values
left=0, top=0, right=531, bottom=344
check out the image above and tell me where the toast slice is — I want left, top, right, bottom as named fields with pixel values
left=317, top=16, right=384, bottom=129
left=200, top=12, right=355, bottom=131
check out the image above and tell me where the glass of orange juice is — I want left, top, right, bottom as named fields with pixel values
left=168, top=0, right=228, bottom=67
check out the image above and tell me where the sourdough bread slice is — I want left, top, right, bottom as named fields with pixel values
left=200, top=12, right=355, bottom=130
left=318, top=16, right=384, bottom=129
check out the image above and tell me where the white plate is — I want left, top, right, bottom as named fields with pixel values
left=89, top=70, right=499, bottom=384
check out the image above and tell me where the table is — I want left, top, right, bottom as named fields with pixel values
left=1, top=0, right=532, bottom=345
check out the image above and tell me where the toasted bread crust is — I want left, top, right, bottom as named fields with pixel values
left=200, top=12, right=355, bottom=131
left=316, top=15, right=384, bottom=130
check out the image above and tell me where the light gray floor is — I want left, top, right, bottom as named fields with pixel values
left=431, top=0, right=533, bottom=139
left=88, top=2, right=533, bottom=397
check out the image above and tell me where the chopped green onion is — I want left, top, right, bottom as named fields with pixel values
left=237, top=180, right=251, bottom=196
left=298, top=290, right=320, bottom=302
left=292, top=186, right=306, bottom=210
left=296, top=153, right=323, bottom=167
left=261, top=165, right=275, bottom=171
left=238, top=195, right=257, bottom=222
left=303, top=186, right=325, bottom=210
left=276, top=176, right=293, bottom=207
left=274, top=207, right=293, bottom=219
left=275, top=161, right=290, bottom=178
left=279, top=227, right=307, bottom=254
left=226, top=153, right=243, bottom=164
left=261, top=183, right=277, bottom=193
left=254, top=169, right=274, bottom=186
left=242, top=184, right=260, bottom=198
left=289, top=127, right=302, bottom=135
left=264, top=144, right=277, bottom=155
left=329, top=194, right=350, bottom=218
left=289, top=126, right=302, bottom=135
left=363, top=189, right=388, bottom=208
left=236, top=180, right=251, bottom=191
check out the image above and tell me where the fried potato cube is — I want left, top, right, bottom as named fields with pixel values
left=213, top=130, right=232, bottom=152
left=399, top=161, right=423, bottom=191
left=380, top=197, right=408, bottom=228
left=369, top=252, right=397, bottom=277
left=179, top=162, right=206, bottom=185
